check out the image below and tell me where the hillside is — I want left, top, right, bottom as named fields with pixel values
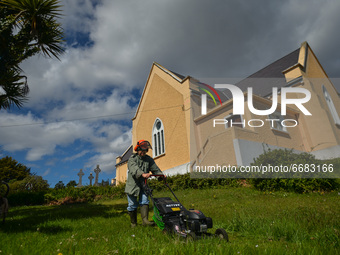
left=0, top=187, right=339, bottom=254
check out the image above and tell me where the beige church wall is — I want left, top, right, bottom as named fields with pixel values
left=273, top=43, right=340, bottom=153
left=245, top=100, right=304, bottom=151
left=304, top=47, right=340, bottom=149
left=116, top=163, right=128, bottom=184
left=132, top=68, right=190, bottom=172
left=198, top=128, right=237, bottom=166
left=284, top=67, right=303, bottom=81
left=194, top=96, right=304, bottom=164
left=281, top=45, right=340, bottom=152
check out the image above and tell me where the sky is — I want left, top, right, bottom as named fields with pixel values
left=0, top=0, right=339, bottom=187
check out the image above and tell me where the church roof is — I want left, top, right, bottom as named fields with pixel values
left=174, top=48, right=301, bottom=98
left=115, top=145, right=133, bottom=167
left=234, top=48, right=300, bottom=97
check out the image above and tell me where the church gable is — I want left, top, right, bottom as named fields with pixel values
left=131, top=63, right=191, bottom=172
left=133, top=64, right=188, bottom=136
left=133, top=63, right=189, bottom=122
left=133, top=72, right=186, bottom=140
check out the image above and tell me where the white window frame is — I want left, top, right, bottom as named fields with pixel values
left=269, top=112, right=287, bottom=132
left=323, top=85, right=340, bottom=126
left=152, top=118, right=165, bottom=157
left=224, top=114, right=245, bottom=129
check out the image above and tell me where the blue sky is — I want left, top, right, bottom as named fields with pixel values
left=1, top=0, right=339, bottom=187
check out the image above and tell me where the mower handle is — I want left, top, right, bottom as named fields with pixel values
left=144, top=174, right=167, bottom=185
left=143, top=175, right=166, bottom=197
left=143, top=174, right=182, bottom=205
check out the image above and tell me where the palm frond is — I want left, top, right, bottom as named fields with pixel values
left=0, top=69, right=29, bottom=110
left=1, top=0, right=65, bottom=58
left=0, top=0, right=64, bottom=110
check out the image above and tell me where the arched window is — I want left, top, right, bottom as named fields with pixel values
left=323, top=85, right=340, bottom=125
left=152, top=118, right=165, bottom=157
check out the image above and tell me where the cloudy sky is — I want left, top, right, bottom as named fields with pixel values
left=1, top=0, right=339, bottom=187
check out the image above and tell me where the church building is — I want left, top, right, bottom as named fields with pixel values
left=115, top=42, right=340, bottom=183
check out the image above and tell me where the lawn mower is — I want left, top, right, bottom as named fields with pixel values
left=143, top=175, right=228, bottom=241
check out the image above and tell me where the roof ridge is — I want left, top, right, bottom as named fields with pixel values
left=121, top=144, right=132, bottom=158
left=153, top=62, right=186, bottom=82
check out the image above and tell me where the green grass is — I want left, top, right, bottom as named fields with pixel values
left=0, top=187, right=339, bottom=255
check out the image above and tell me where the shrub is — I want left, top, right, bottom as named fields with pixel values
left=148, top=173, right=242, bottom=191
left=8, top=191, right=47, bottom=206
left=249, top=149, right=339, bottom=193
left=44, top=183, right=127, bottom=205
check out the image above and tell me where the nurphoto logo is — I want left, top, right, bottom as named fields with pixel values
left=200, top=84, right=312, bottom=128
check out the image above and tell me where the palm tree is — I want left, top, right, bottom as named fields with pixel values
left=0, top=0, right=64, bottom=110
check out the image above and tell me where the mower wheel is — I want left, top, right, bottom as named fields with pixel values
left=187, top=232, right=198, bottom=241
left=162, top=226, right=170, bottom=235
left=215, top=228, right=229, bottom=241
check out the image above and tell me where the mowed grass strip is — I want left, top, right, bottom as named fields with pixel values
left=0, top=187, right=339, bottom=255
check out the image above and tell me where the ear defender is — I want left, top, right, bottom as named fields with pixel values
left=134, top=140, right=152, bottom=152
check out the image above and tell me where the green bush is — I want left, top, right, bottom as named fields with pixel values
left=44, top=183, right=127, bottom=205
left=250, top=178, right=337, bottom=193
left=148, top=173, right=242, bottom=191
left=9, top=156, right=339, bottom=207
left=8, top=191, right=47, bottom=206
left=249, top=149, right=339, bottom=193
left=9, top=175, right=49, bottom=193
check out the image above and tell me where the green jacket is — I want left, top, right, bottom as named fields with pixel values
left=125, top=153, right=163, bottom=196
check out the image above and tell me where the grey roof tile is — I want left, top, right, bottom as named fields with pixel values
left=116, top=145, right=133, bottom=167
left=235, top=48, right=300, bottom=97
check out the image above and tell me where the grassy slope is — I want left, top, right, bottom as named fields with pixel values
left=0, top=187, right=339, bottom=255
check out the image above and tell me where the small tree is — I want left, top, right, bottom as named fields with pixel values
left=54, top=180, right=65, bottom=189
left=10, top=175, right=49, bottom=192
left=66, top=180, right=77, bottom=188
left=0, top=156, right=31, bottom=182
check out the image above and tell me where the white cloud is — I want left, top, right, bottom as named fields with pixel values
left=0, top=112, right=91, bottom=161
left=61, top=0, right=96, bottom=35
left=2, top=0, right=339, bottom=183
left=19, top=0, right=340, bottom=111
left=63, top=150, right=90, bottom=162
left=107, top=128, right=132, bottom=154
left=0, top=109, right=132, bottom=163
left=45, top=89, right=135, bottom=122
left=42, top=169, right=51, bottom=176
left=0, top=86, right=5, bottom=95
left=85, top=152, right=116, bottom=174
left=85, top=128, right=132, bottom=173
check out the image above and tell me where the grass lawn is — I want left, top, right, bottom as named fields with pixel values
left=0, top=187, right=339, bottom=255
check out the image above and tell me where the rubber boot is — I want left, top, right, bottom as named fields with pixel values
left=140, top=205, right=155, bottom=226
left=128, top=210, right=137, bottom=228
